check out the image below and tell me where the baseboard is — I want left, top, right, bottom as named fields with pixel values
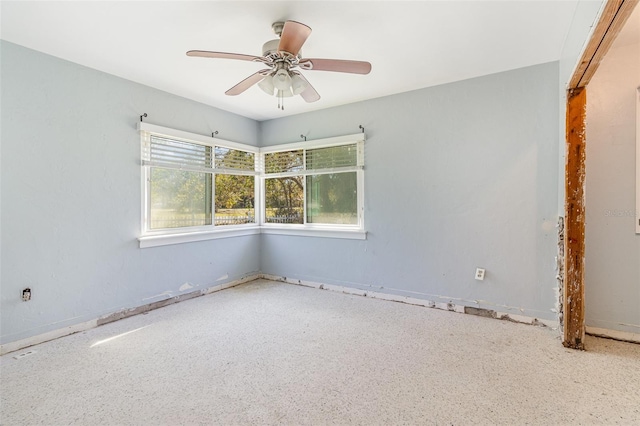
left=586, top=326, right=640, bottom=344
left=261, top=274, right=559, bottom=329
left=8, top=274, right=638, bottom=356
left=0, top=274, right=260, bottom=356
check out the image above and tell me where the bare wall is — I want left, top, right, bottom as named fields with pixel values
left=0, top=41, right=261, bottom=345
left=259, top=62, right=561, bottom=320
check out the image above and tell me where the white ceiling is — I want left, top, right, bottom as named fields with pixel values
left=1, top=1, right=582, bottom=121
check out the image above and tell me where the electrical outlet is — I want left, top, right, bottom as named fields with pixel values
left=475, top=268, right=485, bottom=281
left=13, top=350, right=36, bottom=360
left=22, top=288, right=31, bottom=302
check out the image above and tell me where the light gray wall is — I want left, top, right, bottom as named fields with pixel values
left=0, top=41, right=260, bottom=345
left=0, top=39, right=578, bottom=345
left=585, top=14, right=640, bottom=335
left=260, top=62, right=561, bottom=320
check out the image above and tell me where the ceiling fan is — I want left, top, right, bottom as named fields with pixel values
left=186, top=20, right=372, bottom=110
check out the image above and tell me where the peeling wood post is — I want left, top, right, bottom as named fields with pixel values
left=556, top=217, right=564, bottom=329
left=563, top=87, right=587, bottom=350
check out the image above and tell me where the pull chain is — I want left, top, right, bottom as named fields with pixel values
left=276, top=91, right=285, bottom=110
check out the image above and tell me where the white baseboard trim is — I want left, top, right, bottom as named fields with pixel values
left=586, top=326, right=640, bottom=344
left=0, top=274, right=260, bottom=356
left=261, top=274, right=559, bottom=329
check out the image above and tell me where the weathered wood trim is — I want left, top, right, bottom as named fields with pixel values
left=569, top=0, right=639, bottom=89
left=564, top=87, right=587, bottom=349
left=556, top=217, right=565, bottom=329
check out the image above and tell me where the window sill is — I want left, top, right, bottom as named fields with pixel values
left=138, top=226, right=261, bottom=248
left=138, top=225, right=367, bottom=248
left=261, top=226, right=367, bottom=240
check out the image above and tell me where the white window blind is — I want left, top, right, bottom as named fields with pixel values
left=264, top=143, right=363, bottom=176
left=144, top=136, right=213, bottom=173
left=306, top=143, right=358, bottom=171
left=143, top=136, right=257, bottom=174
left=264, top=150, right=304, bottom=174
left=215, top=147, right=256, bottom=173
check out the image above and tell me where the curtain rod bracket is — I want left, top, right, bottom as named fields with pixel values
left=212, top=131, right=219, bottom=138
left=300, top=134, right=307, bottom=141
left=359, top=125, right=364, bottom=133
left=140, top=113, right=147, bottom=122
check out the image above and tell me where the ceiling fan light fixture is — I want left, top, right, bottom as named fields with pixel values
left=187, top=20, right=369, bottom=109
left=273, top=68, right=292, bottom=91
left=258, top=74, right=275, bottom=95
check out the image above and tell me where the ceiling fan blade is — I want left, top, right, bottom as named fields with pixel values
left=294, top=73, right=320, bottom=103
left=299, top=58, right=371, bottom=75
left=225, top=70, right=270, bottom=96
left=187, top=50, right=267, bottom=63
left=278, top=20, right=312, bottom=56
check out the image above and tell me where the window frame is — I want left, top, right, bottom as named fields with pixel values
left=259, top=134, right=365, bottom=233
left=138, top=123, right=261, bottom=247
left=137, top=124, right=366, bottom=248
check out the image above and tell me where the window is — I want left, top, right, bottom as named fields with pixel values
left=213, top=147, right=256, bottom=226
left=138, top=123, right=365, bottom=247
left=261, top=136, right=364, bottom=229
left=140, top=123, right=258, bottom=237
left=264, top=150, right=305, bottom=224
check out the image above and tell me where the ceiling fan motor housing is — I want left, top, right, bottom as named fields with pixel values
left=262, top=39, right=302, bottom=60
left=262, top=39, right=280, bottom=57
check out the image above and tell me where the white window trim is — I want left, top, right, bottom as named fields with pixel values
left=260, top=133, right=365, bottom=231
left=138, top=227, right=262, bottom=248
left=261, top=227, right=367, bottom=240
left=138, top=124, right=366, bottom=248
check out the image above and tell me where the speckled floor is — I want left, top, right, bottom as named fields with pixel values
left=1, top=279, right=639, bottom=425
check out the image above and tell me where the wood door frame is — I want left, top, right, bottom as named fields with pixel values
left=563, top=0, right=638, bottom=349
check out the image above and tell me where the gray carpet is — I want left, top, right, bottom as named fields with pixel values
left=1, top=279, right=639, bottom=425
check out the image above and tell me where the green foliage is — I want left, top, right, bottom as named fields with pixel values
left=215, top=174, right=254, bottom=210
left=265, top=177, right=303, bottom=218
